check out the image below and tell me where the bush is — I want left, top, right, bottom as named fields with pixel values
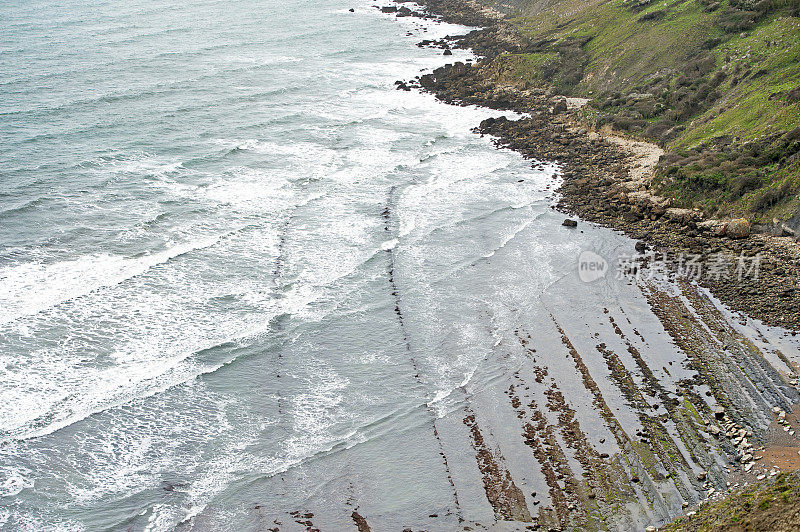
left=717, top=7, right=758, bottom=31
left=639, top=9, right=667, bottom=21
left=752, top=185, right=787, bottom=211
left=731, top=173, right=763, bottom=197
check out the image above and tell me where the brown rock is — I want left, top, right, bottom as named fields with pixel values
left=725, top=218, right=751, bottom=239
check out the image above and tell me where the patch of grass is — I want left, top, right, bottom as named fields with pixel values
left=663, top=472, right=800, bottom=531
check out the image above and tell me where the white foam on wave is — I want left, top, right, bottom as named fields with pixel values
left=0, top=237, right=222, bottom=326
left=86, top=151, right=186, bottom=182
left=381, top=239, right=398, bottom=251
left=0, top=216, right=350, bottom=443
left=482, top=218, right=535, bottom=259
left=220, top=54, right=302, bottom=66
left=0, top=465, right=33, bottom=497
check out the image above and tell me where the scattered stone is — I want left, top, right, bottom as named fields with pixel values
left=551, top=98, right=567, bottom=115
left=725, top=218, right=751, bottom=239
left=562, top=218, right=578, bottom=227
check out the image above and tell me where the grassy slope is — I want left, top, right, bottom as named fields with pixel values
left=663, top=472, right=800, bottom=531
left=489, top=0, right=800, bottom=222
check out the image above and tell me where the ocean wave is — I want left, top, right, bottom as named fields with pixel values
left=0, top=339, right=242, bottom=443
left=0, top=236, right=223, bottom=326
left=0, top=196, right=49, bottom=218
left=0, top=466, right=33, bottom=497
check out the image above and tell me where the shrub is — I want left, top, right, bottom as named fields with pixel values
left=639, top=9, right=667, bottom=21
left=731, top=173, right=763, bottom=197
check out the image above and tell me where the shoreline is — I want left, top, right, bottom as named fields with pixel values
left=367, top=2, right=800, bottom=530
left=388, top=0, right=800, bottom=331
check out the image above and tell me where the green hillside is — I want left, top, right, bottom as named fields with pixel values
left=663, top=472, right=800, bottom=531
left=488, top=0, right=800, bottom=223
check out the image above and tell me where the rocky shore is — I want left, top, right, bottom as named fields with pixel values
left=386, top=0, right=800, bottom=331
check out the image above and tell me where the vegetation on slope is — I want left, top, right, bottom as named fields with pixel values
left=663, top=472, right=800, bottom=531
left=489, top=0, right=800, bottom=223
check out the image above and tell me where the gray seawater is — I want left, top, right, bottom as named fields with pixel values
left=10, top=0, right=793, bottom=531
left=0, top=0, right=561, bottom=528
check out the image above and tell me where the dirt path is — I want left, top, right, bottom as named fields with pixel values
left=566, top=97, right=665, bottom=186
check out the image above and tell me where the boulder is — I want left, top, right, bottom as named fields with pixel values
left=562, top=218, right=578, bottom=227
left=552, top=98, right=568, bottom=115
left=666, top=207, right=695, bottom=225
left=698, top=219, right=727, bottom=236
left=725, top=218, right=751, bottom=239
